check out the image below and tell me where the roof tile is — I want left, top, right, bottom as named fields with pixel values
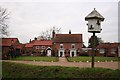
left=54, top=34, right=82, bottom=43
left=33, top=40, right=53, bottom=46
left=96, top=43, right=120, bottom=48
left=0, top=38, right=19, bottom=46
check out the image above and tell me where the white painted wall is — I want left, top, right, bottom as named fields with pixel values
left=87, top=19, right=101, bottom=32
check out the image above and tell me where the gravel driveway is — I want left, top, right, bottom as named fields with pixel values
left=2, top=57, right=120, bottom=70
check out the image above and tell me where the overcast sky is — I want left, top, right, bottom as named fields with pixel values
left=0, top=0, right=119, bottom=46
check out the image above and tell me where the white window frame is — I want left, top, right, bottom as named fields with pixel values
left=111, top=48, right=116, bottom=54
left=36, top=46, right=40, bottom=49
left=41, top=46, right=45, bottom=49
left=99, top=48, right=105, bottom=54
left=60, top=44, right=64, bottom=49
left=71, top=44, right=75, bottom=49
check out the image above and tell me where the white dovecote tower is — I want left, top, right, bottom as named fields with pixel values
left=85, top=8, right=105, bottom=68
left=85, top=8, right=105, bottom=33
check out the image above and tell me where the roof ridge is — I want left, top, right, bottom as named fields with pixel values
left=2, top=38, right=18, bottom=39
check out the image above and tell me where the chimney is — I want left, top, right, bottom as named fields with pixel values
left=69, top=30, right=71, bottom=34
left=52, top=30, right=55, bottom=39
left=11, top=39, right=14, bottom=45
left=29, top=39, right=31, bottom=43
left=34, top=37, right=37, bottom=40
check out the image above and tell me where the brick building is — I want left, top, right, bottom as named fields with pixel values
left=23, top=30, right=83, bottom=57
left=33, top=40, right=53, bottom=56
left=0, top=38, right=23, bottom=59
left=96, top=43, right=120, bottom=57
left=24, top=43, right=33, bottom=56
left=24, top=39, right=53, bottom=56
left=2, top=32, right=120, bottom=58
left=53, top=30, right=83, bottom=57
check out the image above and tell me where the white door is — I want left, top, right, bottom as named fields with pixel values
left=70, top=50, right=76, bottom=57
left=58, top=50, right=64, bottom=57
left=47, top=50, right=51, bottom=56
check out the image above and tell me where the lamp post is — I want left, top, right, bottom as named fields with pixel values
left=85, top=8, right=104, bottom=68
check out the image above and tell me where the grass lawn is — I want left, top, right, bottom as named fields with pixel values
left=2, top=62, right=120, bottom=79
left=67, top=56, right=120, bottom=62
left=11, top=56, right=58, bottom=62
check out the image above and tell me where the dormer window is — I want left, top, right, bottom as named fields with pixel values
left=60, top=44, right=63, bottom=49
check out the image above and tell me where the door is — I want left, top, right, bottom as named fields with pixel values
left=60, top=52, right=63, bottom=57
left=47, top=50, right=51, bottom=56
left=72, top=52, right=74, bottom=57
left=59, top=50, right=64, bottom=57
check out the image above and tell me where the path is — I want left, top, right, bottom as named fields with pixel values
left=58, top=57, right=68, bottom=63
left=2, top=57, right=120, bottom=70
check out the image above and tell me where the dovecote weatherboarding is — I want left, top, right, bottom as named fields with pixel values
left=85, top=8, right=105, bottom=33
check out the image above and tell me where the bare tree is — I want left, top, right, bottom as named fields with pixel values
left=37, top=27, right=61, bottom=40
left=0, top=7, right=10, bottom=38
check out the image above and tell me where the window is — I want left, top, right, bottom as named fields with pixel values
left=36, top=46, right=40, bottom=49
left=99, top=49, right=105, bottom=54
left=32, top=52, right=35, bottom=54
left=96, top=20, right=100, bottom=25
left=41, top=50, right=44, bottom=54
left=60, top=44, right=63, bottom=49
left=84, top=49, right=88, bottom=53
left=89, top=25, right=94, bottom=29
left=71, top=44, right=75, bottom=49
left=41, top=46, right=45, bottom=49
left=111, top=48, right=116, bottom=54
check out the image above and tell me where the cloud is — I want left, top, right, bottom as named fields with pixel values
left=0, top=2, right=118, bottom=46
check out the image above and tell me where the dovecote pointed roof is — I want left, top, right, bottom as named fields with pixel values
left=85, top=8, right=104, bottom=21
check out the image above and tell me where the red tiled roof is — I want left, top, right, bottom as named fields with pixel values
left=25, top=43, right=33, bottom=48
left=33, top=40, right=53, bottom=46
left=96, top=43, right=120, bottom=48
left=25, top=40, right=53, bottom=47
left=0, top=38, right=19, bottom=46
left=30, top=40, right=36, bottom=43
left=54, top=34, right=82, bottom=43
left=16, top=43, right=23, bottom=49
